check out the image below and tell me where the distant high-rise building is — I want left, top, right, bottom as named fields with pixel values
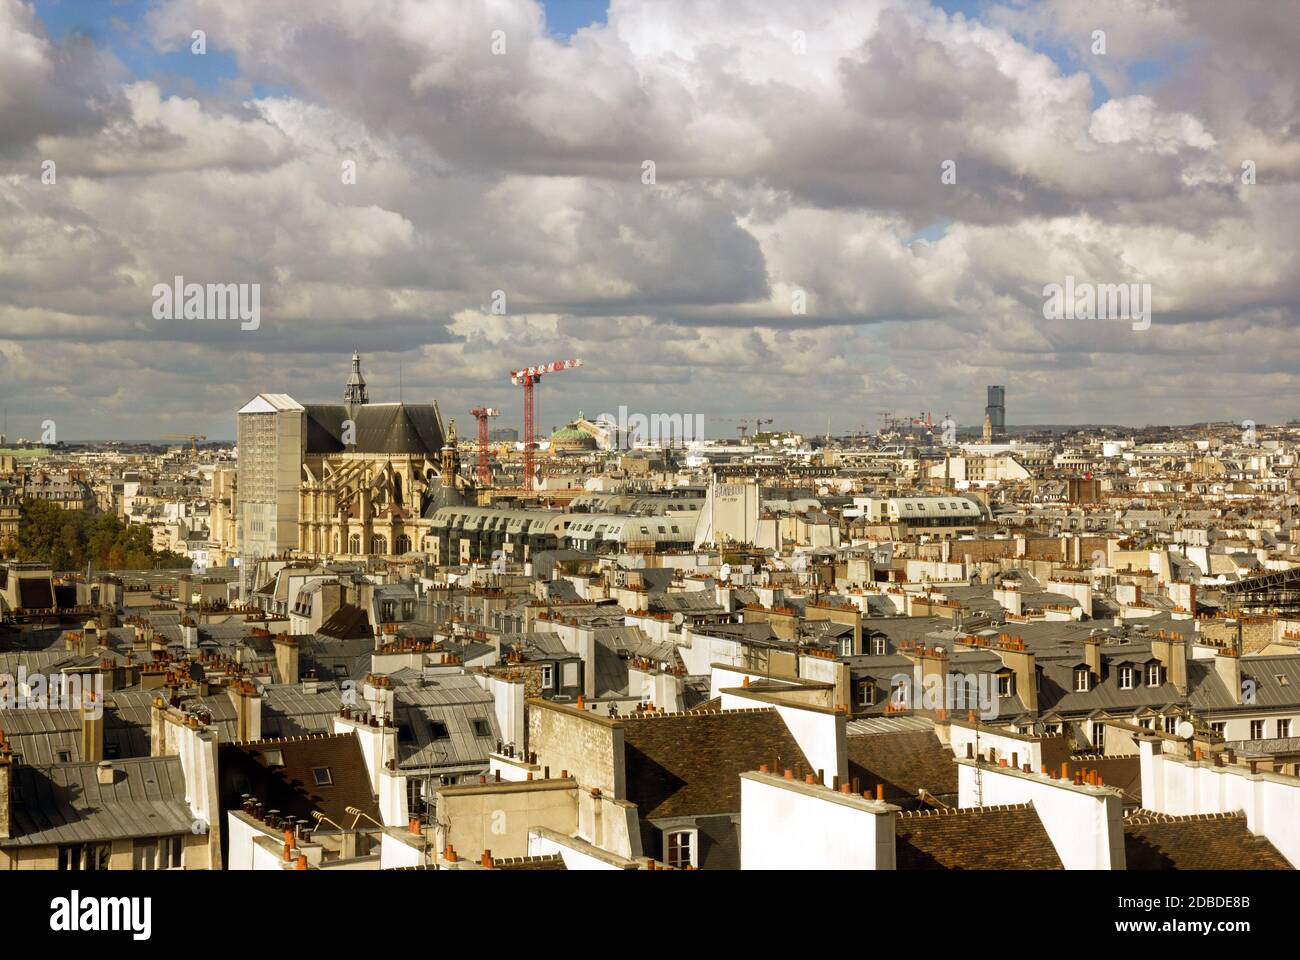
left=985, top=385, right=1006, bottom=440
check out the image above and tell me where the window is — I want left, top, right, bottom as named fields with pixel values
left=1164, top=716, right=1178, bottom=734
left=429, top=721, right=450, bottom=740
left=133, top=836, right=183, bottom=870
left=665, top=830, right=696, bottom=869
left=998, top=674, right=1013, bottom=697
left=1250, top=719, right=1265, bottom=740
left=59, top=843, right=111, bottom=871
left=312, top=767, right=334, bottom=786
left=261, top=748, right=284, bottom=767
left=472, top=719, right=492, bottom=738
left=872, top=637, right=886, bottom=655
left=540, top=665, right=553, bottom=688
left=1093, top=721, right=1106, bottom=749
left=1074, top=668, right=1090, bottom=693
left=1280, top=719, right=1292, bottom=738
left=1210, top=722, right=1226, bottom=736
left=407, top=778, right=424, bottom=814
left=1146, top=663, right=1162, bottom=686
left=858, top=682, right=875, bottom=707
left=1118, top=666, right=1134, bottom=690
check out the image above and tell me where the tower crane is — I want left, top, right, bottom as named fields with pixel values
left=469, top=407, right=500, bottom=485
left=509, top=359, right=582, bottom=491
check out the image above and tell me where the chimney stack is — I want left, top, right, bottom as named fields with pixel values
left=0, top=734, right=12, bottom=840
left=81, top=689, right=104, bottom=764
left=1151, top=632, right=1189, bottom=696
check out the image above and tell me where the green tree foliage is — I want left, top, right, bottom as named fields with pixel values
left=16, top=499, right=190, bottom=571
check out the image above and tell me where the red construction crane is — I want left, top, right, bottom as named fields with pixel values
left=469, top=407, right=500, bottom=485
left=509, top=359, right=582, bottom=491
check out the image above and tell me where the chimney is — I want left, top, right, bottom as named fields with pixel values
left=1083, top=636, right=1103, bottom=679
left=96, top=760, right=115, bottom=786
left=226, top=682, right=263, bottom=741
left=1215, top=647, right=1242, bottom=705
left=1151, top=632, right=1189, bottom=696
left=319, top=581, right=344, bottom=624
left=995, top=645, right=1038, bottom=713
left=81, top=689, right=104, bottom=764
left=273, top=634, right=300, bottom=685
left=0, top=736, right=12, bottom=840
left=915, top=645, right=949, bottom=709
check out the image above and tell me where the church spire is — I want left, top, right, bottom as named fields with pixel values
left=344, top=350, right=369, bottom=405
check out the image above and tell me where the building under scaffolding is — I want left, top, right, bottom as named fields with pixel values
left=1222, top=568, right=1300, bottom=615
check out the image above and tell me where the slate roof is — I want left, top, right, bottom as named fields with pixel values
left=3, top=756, right=196, bottom=846
left=894, top=804, right=1064, bottom=869
left=622, top=708, right=810, bottom=820
left=1123, top=811, right=1293, bottom=869
left=303, top=402, right=445, bottom=455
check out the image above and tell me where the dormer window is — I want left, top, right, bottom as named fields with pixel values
left=998, top=673, right=1014, bottom=697
left=1118, top=666, right=1135, bottom=690
left=1146, top=663, right=1163, bottom=686
left=872, top=637, right=886, bottom=656
left=1074, top=668, right=1091, bottom=693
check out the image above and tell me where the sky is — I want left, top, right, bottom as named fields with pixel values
left=0, top=0, right=1297, bottom=442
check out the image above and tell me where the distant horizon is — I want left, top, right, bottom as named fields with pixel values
left=23, top=417, right=1300, bottom=448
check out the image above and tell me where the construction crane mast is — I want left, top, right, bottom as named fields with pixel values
left=509, top=359, right=582, bottom=491
left=469, top=407, right=500, bottom=485
left=162, top=433, right=207, bottom=461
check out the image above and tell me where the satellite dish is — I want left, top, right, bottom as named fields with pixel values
left=1176, top=720, right=1195, bottom=739
left=672, top=612, right=685, bottom=626
left=719, top=564, right=731, bottom=582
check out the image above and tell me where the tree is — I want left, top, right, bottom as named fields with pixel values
left=16, top=499, right=190, bottom=571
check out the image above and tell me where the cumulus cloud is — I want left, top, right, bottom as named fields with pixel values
left=0, top=0, right=1295, bottom=439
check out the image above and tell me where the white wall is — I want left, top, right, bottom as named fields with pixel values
left=740, top=772, right=895, bottom=870
left=1139, top=739, right=1300, bottom=867
left=956, top=761, right=1125, bottom=869
left=947, top=725, right=1044, bottom=772
left=380, top=831, right=425, bottom=869
left=720, top=688, right=847, bottom=785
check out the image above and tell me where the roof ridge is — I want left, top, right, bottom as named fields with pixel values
left=622, top=706, right=776, bottom=720
left=896, top=802, right=1032, bottom=819
left=1124, top=808, right=1246, bottom=824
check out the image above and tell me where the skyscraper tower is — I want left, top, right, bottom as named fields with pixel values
left=985, top=385, right=1006, bottom=440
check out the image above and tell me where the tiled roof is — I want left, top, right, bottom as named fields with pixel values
left=894, top=804, right=1064, bottom=869
left=846, top=730, right=957, bottom=805
left=1123, top=811, right=1293, bottom=869
left=218, top=732, right=380, bottom=829
left=318, top=604, right=373, bottom=641
left=622, top=708, right=810, bottom=819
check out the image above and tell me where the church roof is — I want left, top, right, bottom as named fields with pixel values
left=303, top=403, right=445, bottom=456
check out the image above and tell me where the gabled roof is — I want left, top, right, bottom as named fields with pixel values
left=894, top=804, right=1064, bottom=869
left=302, top=402, right=444, bottom=455
left=318, top=603, right=373, bottom=641
left=1123, top=811, right=1292, bottom=869
left=622, top=708, right=810, bottom=820
left=846, top=729, right=957, bottom=806
left=219, top=732, right=379, bottom=828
